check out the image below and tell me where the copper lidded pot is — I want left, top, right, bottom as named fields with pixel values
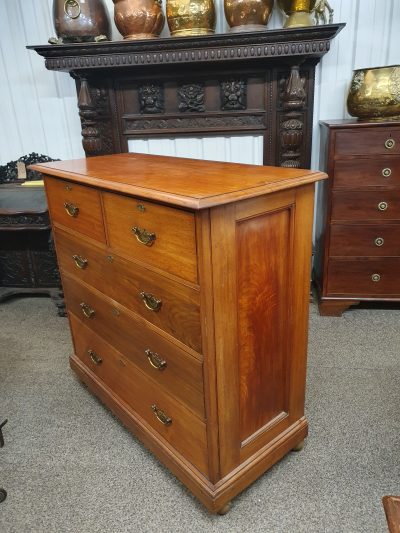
left=113, top=0, right=165, bottom=40
left=166, top=0, right=216, bottom=37
left=224, top=0, right=274, bottom=33
left=52, top=0, right=111, bottom=42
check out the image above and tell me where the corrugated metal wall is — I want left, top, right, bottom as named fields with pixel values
left=0, top=0, right=399, bottom=167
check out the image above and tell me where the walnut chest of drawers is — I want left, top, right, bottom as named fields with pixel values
left=315, top=120, right=400, bottom=316
left=32, top=153, right=325, bottom=513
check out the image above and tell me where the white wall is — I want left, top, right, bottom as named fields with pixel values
left=0, top=0, right=399, bottom=167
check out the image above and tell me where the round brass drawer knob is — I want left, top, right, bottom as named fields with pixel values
left=382, top=168, right=392, bottom=178
left=385, top=138, right=395, bottom=149
left=378, top=201, right=388, bottom=211
left=371, top=274, right=381, bottom=282
left=374, top=237, right=385, bottom=247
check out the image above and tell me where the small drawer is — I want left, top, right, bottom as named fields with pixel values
left=326, top=258, right=400, bottom=296
left=102, top=192, right=197, bottom=283
left=45, top=177, right=105, bottom=243
left=333, top=158, right=400, bottom=189
left=331, top=191, right=400, bottom=222
left=70, top=314, right=208, bottom=475
left=54, top=228, right=202, bottom=352
left=329, top=224, right=400, bottom=257
left=63, top=274, right=205, bottom=419
left=334, top=128, right=400, bottom=156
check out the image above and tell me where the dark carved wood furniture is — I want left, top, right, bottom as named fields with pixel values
left=314, top=119, right=400, bottom=316
left=32, top=153, right=326, bottom=513
left=28, top=25, right=344, bottom=167
left=0, top=185, right=64, bottom=315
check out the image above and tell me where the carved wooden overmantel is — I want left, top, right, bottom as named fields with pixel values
left=28, top=24, right=344, bottom=167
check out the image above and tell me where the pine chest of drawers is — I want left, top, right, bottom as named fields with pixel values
left=32, top=153, right=325, bottom=513
left=315, top=120, right=400, bottom=316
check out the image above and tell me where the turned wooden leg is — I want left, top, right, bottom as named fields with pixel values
left=318, top=300, right=359, bottom=317
left=217, top=502, right=232, bottom=515
left=292, top=439, right=305, bottom=452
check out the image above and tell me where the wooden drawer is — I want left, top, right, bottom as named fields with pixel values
left=70, top=314, right=208, bottom=474
left=102, top=192, right=197, bottom=283
left=329, top=224, right=400, bottom=257
left=333, top=158, right=400, bottom=189
left=62, top=274, right=205, bottom=418
left=331, top=191, right=400, bottom=222
left=334, top=128, right=400, bottom=156
left=54, top=228, right=201, bottom=352
left=45, top=177, right=105, bottom=243
left=326, top=258, right=400, bottom=296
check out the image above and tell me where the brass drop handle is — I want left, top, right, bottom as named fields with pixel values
left=374, top=237, right=384, bottom=247
left=132, top=226, right=156, bottom=246
left=72, top=254, right=88, bottom=269
left=151, top=405, right=172, bottom=426
left=80, top=302, right=95, bottom=319
left=378, top=201, right=388, bottom=211
left=64, top=202, right=79, bottom=218
left=88, top=349, right=102, bottom=365
left=382, top=168, right=392, bottom=178
left=371, top=274, right=381, bottom=282
left=140, top=292, right=162, bottom=312
left=145, top=349, right=167, bottom=371
left=385, top=138, right=395, bottom=150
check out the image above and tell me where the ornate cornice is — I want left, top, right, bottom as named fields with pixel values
left=27, top=24, right=344, bottom=73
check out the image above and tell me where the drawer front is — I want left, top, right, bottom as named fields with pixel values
left=62, top=274, right=205, bottom=418
left=326, top=258, right=400, bottom=296
left=330, top=224, right=400, bottom=257
left=331, top=191, right=400, bottom=222
left=70, top=315, right=208, bottom=474
left=45, top=177, right=105, bottom=243
left=334, top=128, right=400, bottom=156
left=102, top=193, right=198, bottom=283
left=333, top=158, right=400, bottom=189
left=55, top=229, right=202, bottom=352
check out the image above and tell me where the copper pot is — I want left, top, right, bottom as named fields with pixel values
left=52, top=0, right=111, bottom=42
left=113, top=0, right=165, bottom=40
left=166, top=0, right=216, bottom=37
left=224, top=0, right=274, bottom=32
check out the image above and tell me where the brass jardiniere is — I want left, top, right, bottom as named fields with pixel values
left=166, top=0, right=216, bottom=37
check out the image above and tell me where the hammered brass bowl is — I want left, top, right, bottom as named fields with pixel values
left=277, top=0, right=316, bottom=28
left=347, top=65, right=400, bottom=120
left=166, top=0, right=216, bottom=37
left=224, top=0, right=274, bottom=33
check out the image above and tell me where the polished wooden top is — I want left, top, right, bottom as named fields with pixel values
left=31, top=153, right=326, bottom=209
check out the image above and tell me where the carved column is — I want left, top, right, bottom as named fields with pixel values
left=278, top=65, right=307, bottom=168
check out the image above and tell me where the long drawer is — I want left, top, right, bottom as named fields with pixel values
left=102, top=192, right=198, bottom=283
left=331, top=191, right=400, bottom=222
left=329, top=224, right=400, bottom=257
left=45, top=177, right=105, bottom=243
left=334, top=128, right=400, bottom=156
left=63, top=275, right=205, bottom=418
left=70, top=314, right=208, bottom=474
left=55, top=228, right=201, bottom=352
left=333, top=158, right=400, bottom=189
left=326, top=258, right=400, bottom=296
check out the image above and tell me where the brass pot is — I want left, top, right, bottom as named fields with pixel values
left=52, top=0, right=111, bottom=42
left=347, top=65, right=400, bottom=120
left=224, top=0, right=274, bottom=32
left=113, top=0, right=165, bottom=40
left=166, top=0, right=216, bottom=37
left=277, top=0, right=317, bottom=28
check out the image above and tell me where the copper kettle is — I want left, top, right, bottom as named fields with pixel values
left=52, top=0, right=112, bottom=43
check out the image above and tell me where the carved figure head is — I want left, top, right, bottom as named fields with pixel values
left=220, top=80, right=247, bottom=110
left=139, top=84, right=164, bottom=114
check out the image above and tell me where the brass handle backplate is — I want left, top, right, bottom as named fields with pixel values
left=151, top=405, right=172, bottom=426
left=382, top=168, right=392, bottom=177
left=378, top=201, right=388, bottom=211
left=385, top=138, right=395, bottom=150
left=64, top=202, right=79, bottom=218
left=374, top=237, right=384, bottom=247
left=371, top=273, right=381, bottom=282
left=80, top=302, right=95, bottom=319
left=132, top=226, right=156, bottom=246
left=88, top=349, right=102, bottom=365
left=145, top=349, right=167, bottom=370
left=72, top=254, right=88, bottom=269
left=140, top=292, right=162, bottom=312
